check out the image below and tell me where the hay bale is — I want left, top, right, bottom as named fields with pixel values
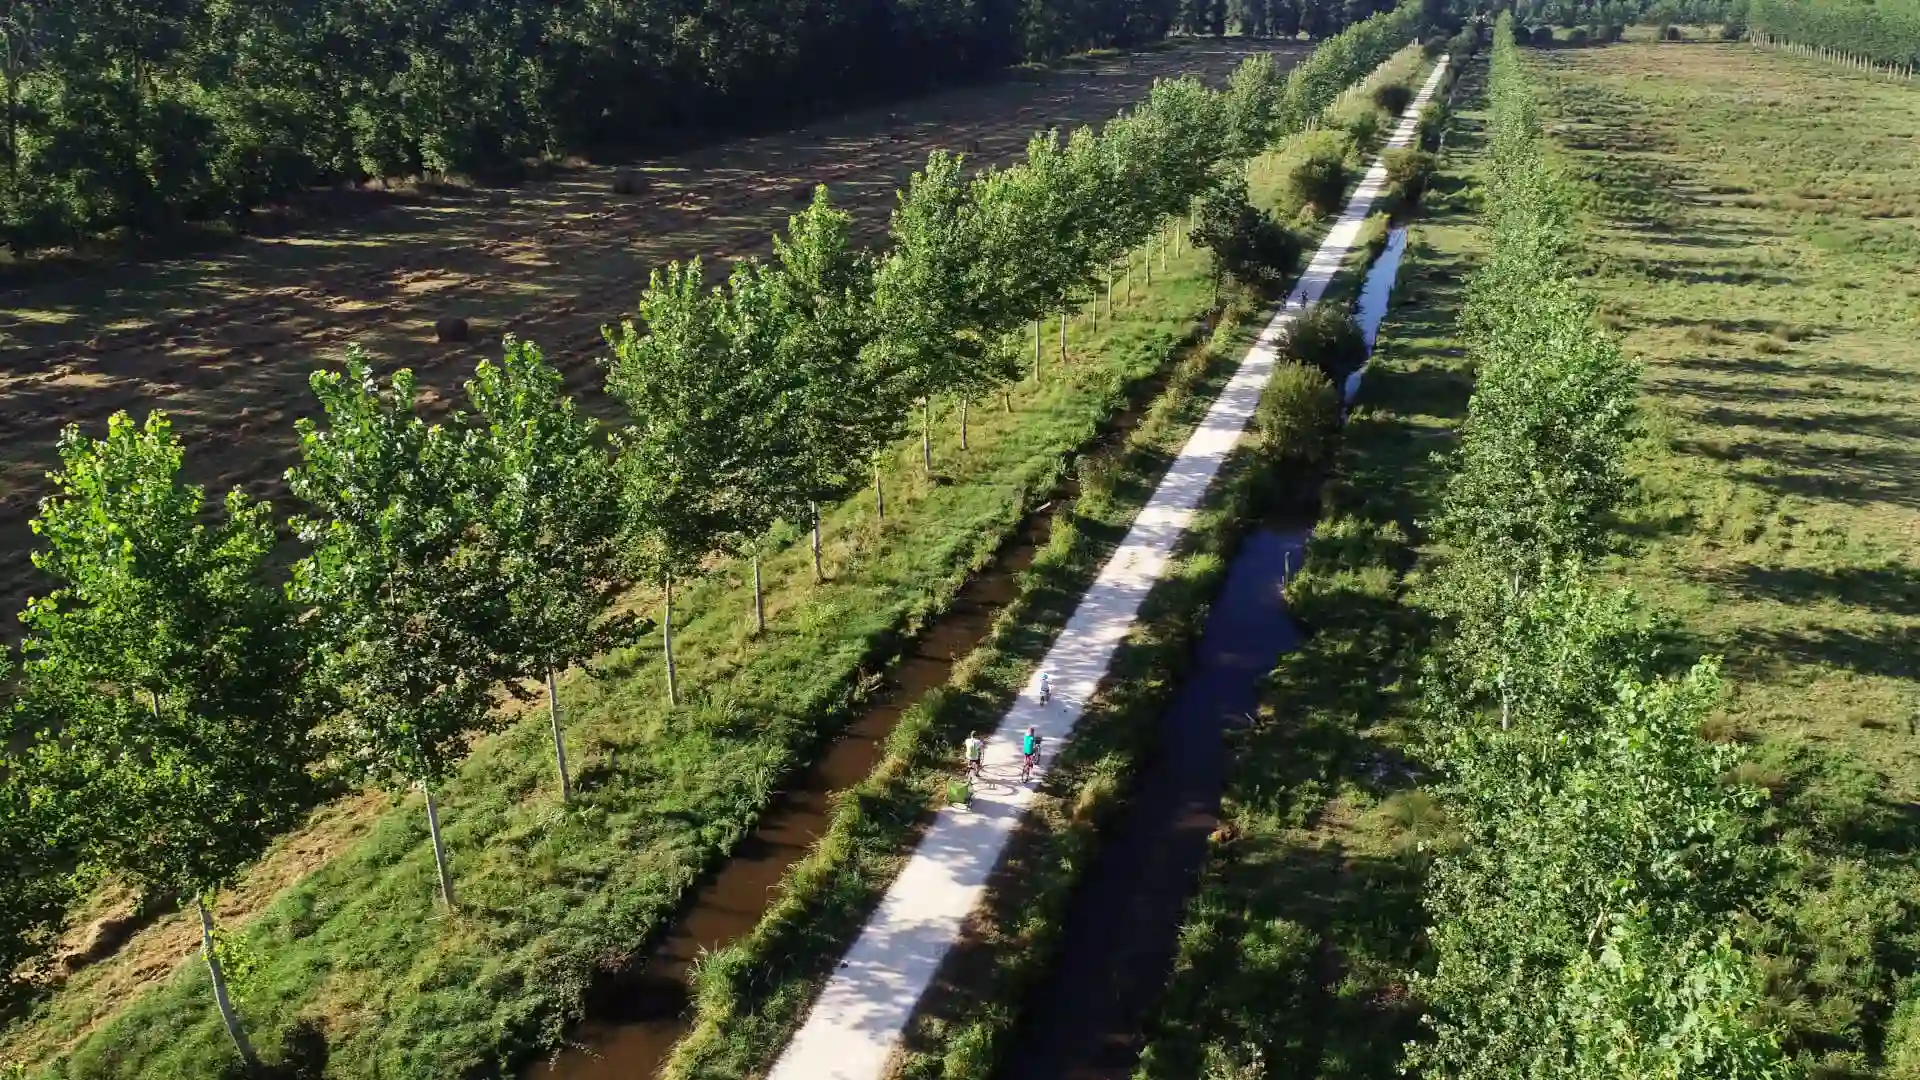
left=612, top=169, right=649, bottom=195
left=435, top=317, right=470, bottom=344
left=60, top=909, right=145, bottom=973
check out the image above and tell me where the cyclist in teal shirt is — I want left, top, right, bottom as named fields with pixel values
left=1020, top=725, right=1042, bottom=781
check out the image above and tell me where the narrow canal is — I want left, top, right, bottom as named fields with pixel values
left=999, top=227, right=1411, bottom=1080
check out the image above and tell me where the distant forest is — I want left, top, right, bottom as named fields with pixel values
left=0, top=0, right=1402, bottom=252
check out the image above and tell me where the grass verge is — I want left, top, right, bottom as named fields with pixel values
left=3, top=229, right=1223, bottom=1080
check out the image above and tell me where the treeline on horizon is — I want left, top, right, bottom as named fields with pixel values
left=0, top=0, right=1421, bottom=255
left=1747, top=0, right=1920, bottom=65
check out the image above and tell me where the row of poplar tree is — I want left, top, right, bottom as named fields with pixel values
left=0, top=7, right=1426, bottom=1066
left=1747, top=0, right=1920, bottom=67
left=1408, top=18, right=1796, bottom=1078
left=0, top=0, right=1433, bottom=253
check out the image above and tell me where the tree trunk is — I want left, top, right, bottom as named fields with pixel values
left=921, top=401, right=932, bottom=473
left=547, top=668, right=571, bottom=802
left=1146, top=238, right=1155, bottom=284
left=752, top=553, right=765, bottom=634
left=197, top=897, right=258, bottom=1070
left=1106, top=268, right=1113, bottom=320
left=874, top=463, right=885, bottom=521
left=959, top=398, right=969, bottom=450
left=1059, top=305, right=1067, bottom=361
left=1003, top=388, right=1012, bottom=413
left=1033, top=318, right=1041, bottom=381
left=810, top=502, right=823, bottom=581
left=663, top=573, right=679, bottom=705
left=423, top=784, right=456, bottom=909
left=1127, top=254, right=1135, bottom=302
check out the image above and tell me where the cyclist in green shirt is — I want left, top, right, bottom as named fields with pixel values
left=962, top=732, right=985, bottom=779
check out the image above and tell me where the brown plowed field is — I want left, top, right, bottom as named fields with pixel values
left=0, top=40, right=1295, bottom=628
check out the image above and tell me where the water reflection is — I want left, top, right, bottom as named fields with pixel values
left=1343, top=225, right=1410, bottom=405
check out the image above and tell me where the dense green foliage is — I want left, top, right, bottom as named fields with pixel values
left=0, top=0, right=1445, bottom=254
left=8, top=412, right=322, bottom=1059
left=1749, top=0, right=1920, bottom=65
left=1409, top=21, right=1794, bottom=1077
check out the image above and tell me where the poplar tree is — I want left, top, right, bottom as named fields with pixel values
left=604, top=259, right=739, bottom=701
left=467, top=337, right=636, bottom=801
left=871, top=150, right=1015, bottom=464
left=288, top=353, right=504, bottom=910
left=764, top=186, right=891, bottom=577
left=711, top=258, right=793, bottom=633
left=18, top=411, right=319, bottom=1067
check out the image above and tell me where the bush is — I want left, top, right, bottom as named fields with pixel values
left=1448, top=28, right=1479, bottom=57
left=1253, top=363, right=1341, bottom=511
left=1371, top=82, right=1414, bottom=117
left=1357, top=211, right=1392, bottom=259
left=1416, top=101, right=1449, bottom=152
left=1281, top=302, right=1367, bottom=384
left=1719, top=17, right=1745, bottom=39
left=1383, top=148, right=1437, bottom=205
left=1423, top=33, right=1449, bottom=57
left=1344, top=107, right=1382, bottom=154
left=1286, top=149, right=1352, bottom=218
left=1567, top=25, right=1590, bottom=44
left=1531, top=24, right=1557, bottom=45
left=1189, top=177, right=1304, bottom=294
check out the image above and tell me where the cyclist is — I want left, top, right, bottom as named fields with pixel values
left=1020, top=725, right=1043, bottom=782
left=962, top=731, right=986, bottom=780
left=1038, top=671, right=1052, bottom=706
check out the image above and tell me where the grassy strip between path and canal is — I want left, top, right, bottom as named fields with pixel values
left=5, top=216, right=1223, bottom=1080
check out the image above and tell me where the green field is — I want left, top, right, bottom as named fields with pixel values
left=1136, top=36, right=1920, bottom=1080
left=1537, top=37, right=1920, bottom=1074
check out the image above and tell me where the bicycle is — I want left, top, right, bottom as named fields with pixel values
left=1019, top=727, right=1042, bottom=784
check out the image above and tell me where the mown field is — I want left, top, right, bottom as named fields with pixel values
left=1136, top=34, right=1920, bottom=1080
left=1537, top=36, right=1920, bottom=1074
left=0, top=39, right=1288, bottom=631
